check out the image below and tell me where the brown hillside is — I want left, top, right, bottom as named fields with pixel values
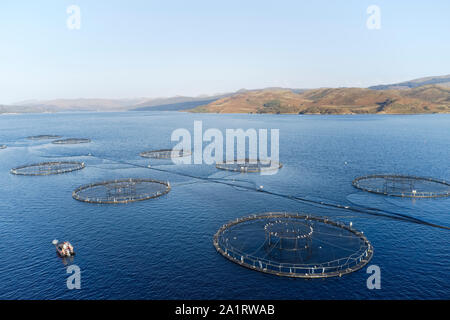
left=190, top=85, right=450, bottom=114
left=400, top=85, right=450, bottom=104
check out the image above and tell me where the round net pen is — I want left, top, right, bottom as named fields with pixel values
left=352, top=174, right=450, bottom=198
left=11, top=161, right=85, bottom=176
left=72, top=178, right=171, bottom=204
left=140, top=149, right=191, bottom=159
left=215, top=159, right=282, bottom=173
left=213, top=212, right=373, bottom=278
left=52, top=138, right=91, bottom=145
left=27, top=135, right=62, bottom=140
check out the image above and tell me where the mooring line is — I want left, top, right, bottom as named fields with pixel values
left=88, top=154, right=450, bottom=230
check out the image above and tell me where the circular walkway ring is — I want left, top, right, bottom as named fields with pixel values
left=140, top=149, right=191, bottom=159
left=215, top=158, right=282, bottom=173
left=52, top=138, right=91, bottom=145
left=72, top=178, right=171, bottom=204
left=213, top=212, right=373, bottom=278
left=27, top=135, right=62, bottom=140
left=11, top=161, right=85, bottom=176
left=352, top=174, right=450, bottom=198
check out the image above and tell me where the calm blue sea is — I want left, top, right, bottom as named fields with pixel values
left=0, top=112, right=449, bottom=299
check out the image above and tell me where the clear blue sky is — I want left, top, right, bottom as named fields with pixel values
left=1, top=0, right=449, bottom=103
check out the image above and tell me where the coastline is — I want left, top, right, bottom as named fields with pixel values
left=2, top=110, right=450, bottom=116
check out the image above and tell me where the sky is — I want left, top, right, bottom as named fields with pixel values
left=1, top=0, right=449, bottom=104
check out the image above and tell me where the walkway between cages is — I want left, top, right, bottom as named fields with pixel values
left=85, top=154, right=450, bottom=231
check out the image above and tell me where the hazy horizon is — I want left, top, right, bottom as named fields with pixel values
left=1, top=0, right=450, bottom=104
left=9, top=73, right=450, bottom=106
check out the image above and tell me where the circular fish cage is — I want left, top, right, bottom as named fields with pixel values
left=213, top=212, right=373, bottom=278
left=0, top=145, right=6, bottom=150
left=139, top=149, right=191, bottom=159
left=27, top=135, right=62, bottom=140
left=352, top=174, right=450, bottom=198
left=52, top=138, right=91, bottom=145
left=215, top=159, right=282, bottom=173
left=11, top=161, right=85, bottom=176
left=72, top=178, right=171, bottom=204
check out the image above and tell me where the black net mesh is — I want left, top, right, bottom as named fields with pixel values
left=215, top=159, right=282, bottom=173
left=27, top=135, right=62, bottom=140
left=52, top=138, right=91, bottom=145
left=72, top=178, right=171, bottom=204
left=353, top=175, right=450, bottom=198
left=213, top=212, right=373, bottom=278
left=140, top=149, right=191, bottom=159
left=11, top=161, right=85, bottom=176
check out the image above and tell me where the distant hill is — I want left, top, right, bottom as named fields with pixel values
left=12, top=98, right=150, bottom=112
left=132, top=98, right=219, bottom=111
left=369, top=75, right=450, bottom=90
left=190, top=89, right=310, bottom=114
left=131, top=94, right=233, bottom=111
left=12, top=95, right=232, bottom=113
left=131, top=90, right=308, bottom=111
left=4, top=75, right=450, bottom=115
left=189, top=85, right=450, bottom=114
left=0, top=104, right=60, bottom=114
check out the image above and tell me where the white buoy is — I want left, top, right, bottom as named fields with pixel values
left=52, top=239, right=58, bottom=246
left=350, top=222, right=353, bottom=228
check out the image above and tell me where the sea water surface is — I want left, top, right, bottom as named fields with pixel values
left=0, top=112, right=449, bottom=299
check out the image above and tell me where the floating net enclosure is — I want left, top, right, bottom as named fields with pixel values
left=215, top=159, right=282, bottom=173
left=352, top=174, right=450, bottom=198
left=27, top=135, right=62, bottom=140
left=52, top=138, right=91, bottom=145
left=11, top=161, right=85, bottom=176
left=72, top=178, right=171, bottom=204
left=140, top=149, right=191, bottom=159
left=213, top=212, right=373, bottom=278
